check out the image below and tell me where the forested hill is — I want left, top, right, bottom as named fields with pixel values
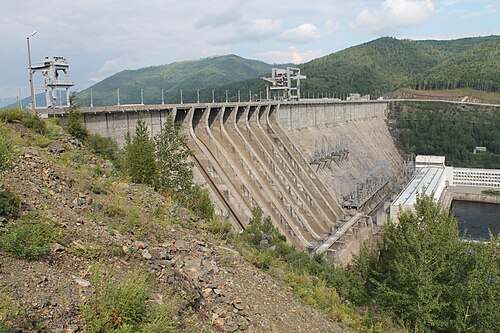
left=191, top=36, right=500, bottom=100
left=75, top=36, right=500, bottom=106
left=409, top=41, right=500, bottom=92
left=299, top=36, right=500, bottom=97
left=77, top=55, right=279, bottom=106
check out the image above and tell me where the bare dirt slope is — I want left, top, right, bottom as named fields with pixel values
left=0, top=123, right=346, bottom=332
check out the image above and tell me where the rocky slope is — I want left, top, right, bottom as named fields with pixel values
left=0, top=122, right=346, bottom=332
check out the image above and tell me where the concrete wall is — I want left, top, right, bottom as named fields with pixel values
left=273, top=101, right=403, bottom=213
left=276, top=101, right=387, bottom=130
left=83, top=109, right=170, bottom=147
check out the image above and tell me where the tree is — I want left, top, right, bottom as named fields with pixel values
left=155, top=116, right=193, bottom=198
left=360, top=195, right=500, bottom=332
left=124, top=117, right=157, bottom=186
left=64, top=94, right=88, bottom=141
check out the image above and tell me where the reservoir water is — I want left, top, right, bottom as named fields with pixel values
left=451, top=200, right=500, bottom=240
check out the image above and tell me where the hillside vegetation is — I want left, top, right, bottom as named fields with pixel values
left=389, top=101, right=500, bottom=168
left=409, top=41, right=500, bottom=92
left=299, top=36, right=499, bottom=97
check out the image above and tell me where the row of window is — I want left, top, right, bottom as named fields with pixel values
left=454, top=181, right=500, bottom=187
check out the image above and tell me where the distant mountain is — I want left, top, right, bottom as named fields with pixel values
left=73, top=36, right=500, bottom=106
left=77, top=55, right=279, bottom=106
left=192, top=36, right=500, bottom=100
left=298, top=36, right=500, bottom=97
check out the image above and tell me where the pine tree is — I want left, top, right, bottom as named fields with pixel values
left=155, top=115, right=193, bottom=198
left=64, top=94, right=88, bottom=141
left=124, top=117, right=157, bottom=186
left=365, top=196, right=463, bottom=332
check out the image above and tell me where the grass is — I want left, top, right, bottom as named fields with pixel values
left=81, top=265, right=213, bottom=333
left=0, top=189, right=21, bottom=220
left=482, top=189, right=500, bottom=196
left=0, top=213, right=63, bottom=260
left=0, top=285, right=21, bottom=328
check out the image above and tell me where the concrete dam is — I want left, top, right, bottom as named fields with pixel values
left=57, top=100, right=404, bottom=263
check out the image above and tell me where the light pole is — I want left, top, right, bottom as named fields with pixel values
left=26, top=30, right=37, bottom=111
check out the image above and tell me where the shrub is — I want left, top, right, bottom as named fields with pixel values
left=0, top=129, right=12, bottom=173
left=0, top=189, right=21, bottom=220
left=86, top=134, right=121, bottom=165
left=0, top=214, right=61, bottom=260
left=0, top=108, right=46, bottom=134
left=82, top=268, right=151, bottom=332
left=204, top=217, right=232, bottom=238
left=21, top=112, right=46, bottom=134
left=0, top=108, right=24, bottom=123
left=64, top=95, right=88, bottom=141
left=183, top=185, right=215, bottom=222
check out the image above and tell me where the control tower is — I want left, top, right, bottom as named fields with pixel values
left=31, top=56, right=75, bottom=108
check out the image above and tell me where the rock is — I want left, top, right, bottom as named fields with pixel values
left=134, top=240, right=147, bottom=250
left=202, top=288, right=213, bottom=298
left=72, top=275, right=91, bottom=288
left=259, top=239, right=269, bottom=248
left=141, top=249, right=152, bottom=260
left=47, top=141, right=66, bottom=154
left=122, top=246, right=130, bottom=254
left=66, top=324, right=79, bottom=333
left=233, top=301, right=245, bottom=310
left=51, top=243, right=66, bottom=252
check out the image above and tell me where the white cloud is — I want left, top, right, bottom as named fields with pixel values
left=279, top=24, right=322, bottom=43
left=256, top=47, right=324, bottom=64
left=88, top=59, right=123, bottom=82
left=354, top=0, right=435, bottom=33
left=210, top=18, right=283, bottom=45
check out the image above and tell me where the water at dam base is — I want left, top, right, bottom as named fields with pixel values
left=451, top=200, right=500, bottom=240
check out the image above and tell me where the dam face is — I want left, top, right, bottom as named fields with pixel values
left=59, top=100, right=404, bottom=263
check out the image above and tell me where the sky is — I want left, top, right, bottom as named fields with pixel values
left=0, top=0, right=499, bottom=101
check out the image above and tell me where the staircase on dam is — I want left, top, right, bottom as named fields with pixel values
left=49, top=99, right=401, bottom=263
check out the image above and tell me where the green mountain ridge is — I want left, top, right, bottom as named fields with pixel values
left=78, top=54, right=280, bottom=106
left=77, top=35, right=500, bottom=106
left=409, top=40, right=500, bottom=91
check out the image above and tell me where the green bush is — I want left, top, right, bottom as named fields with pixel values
left=0, top=214, right=61, bottom=260
left=0, top=189, right=21, bottom=220
left=0, top=129, right=12, bottom=173
left=82, top=268, right=151, bottom=332
left=0, top=108, right=24, bottom=123
left=204, top=216, right=232, bottom=238
left=64, top=95, right=88, bottom=141
left=86, top=134, right=121, bottom=165
left=182, top=185, right=215, bottom=222
left=0, top=108, right=46, bottom=134
left=21, top=112, right=46, bottom=135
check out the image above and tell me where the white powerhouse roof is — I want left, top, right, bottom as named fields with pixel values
left=393, top=167, right=445, bottom=206
left=415, top=155, right=445, bottom=167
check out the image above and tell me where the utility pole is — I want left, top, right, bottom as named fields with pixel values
left=26, top=31, right=37, bottom=111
